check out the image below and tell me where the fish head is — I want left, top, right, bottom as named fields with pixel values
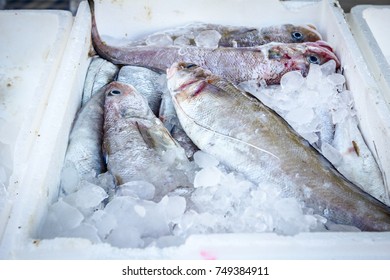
left=104, top=81, right=151, bottom=119
left=267, top=41, right=340, bottom=81
left=167, top=62, right=213, bottom=101
left=261, top=24, right=322, bottom=44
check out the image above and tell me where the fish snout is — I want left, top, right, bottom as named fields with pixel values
left=305, top=41, right=341, bottom=68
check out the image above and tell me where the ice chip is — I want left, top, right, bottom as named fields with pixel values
left=327, top=73, right=346, bottom=86
left=117, top=181, right=156, bottom=200
left=320, top=60, right=337, bottom=76
left=174, top=35, right=191, bottom=46
left=280, top=71, right=304, bottom=92
left=306, top=64, right=322, bottom=89
left=64, top=181, right=108, bottom=209
left=64, top=223, right=101, bottom=243
left=40, top=199, right=84, bottom=238
left=0, top=165, right=7, bottom=186
left=194, top=167, right=222, bottom=188
left=60, top=164, right=80, bottom=195
left=145, top=33, right=173, bottom=46
left=134, top=205, right=146, bottom=217
left=193, top=150, right=219, bottom=168
left=88, top=210, right=117, bottom=239
left=285, top=107, right=314, bottom=124
left=164, top=196, right=186, bottom=221
left=195, top=30, right=222, bottom=48
left=321, top=142, right=343, bottom=166
left=106, top=227, right=144, bottom=248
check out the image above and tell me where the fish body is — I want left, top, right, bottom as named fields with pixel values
left=82, top=56, right=119, bottom=106
left=117, top=65, right=163, bottom=116
left=129, top=22, right=322, bottom=48
left=166, top=62, right=390, bottom=231
left=159, top=89, right=199, bottom=159
left=103, top=81, right=190, bottom=201
left=63, top=85, right=106, bottom=179
left=88, top=0, right=339, bottom=85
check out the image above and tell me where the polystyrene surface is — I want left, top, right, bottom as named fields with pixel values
left=0, top=3, right=91, bottom=257
left=0, top=9, right=73, bottom=243
left=1, top=0, right=390, bottom=259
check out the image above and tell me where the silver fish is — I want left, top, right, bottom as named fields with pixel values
left=166, top=62, right=390, bottom=231
left=62, top=85, right=106, bottom=180
left=88, top=0, right=339, bottom=85
left=159, top=89, right=199, bottom=159
left=102, top=81, right=190, bottom=201
left=117, top=65, right=163, bottom=116
left=129, top=22, right=322, bottom=48
left=81, top=56, right=119, bottom=106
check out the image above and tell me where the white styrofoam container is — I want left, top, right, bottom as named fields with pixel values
left=0, top=9, right=74, bottom=242
left=1, top=0, right=390, bottom=259
left=348, top=5, right=390, bottom=121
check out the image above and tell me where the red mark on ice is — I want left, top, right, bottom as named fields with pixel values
left=200, top=250, right=217, bottom=260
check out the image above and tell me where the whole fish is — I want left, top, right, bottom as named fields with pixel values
left=82, top=56, right=119, bottom=106
left=88, top=0, right=339, bottom=85
left=117, top=65, right=163, bottom=116
left=129, top=22, right=322, bottom=48
left=159, top=88, right=199, bottom=159
left=62, top=85, right=106, bottom=181
left=166, top=62, right=390, bottom=231
left=103, top=81, right=190, bottom=201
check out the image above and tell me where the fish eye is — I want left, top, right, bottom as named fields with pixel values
left=307, top=54, right=320, bottom=64
left=185, top=64, right=197, bottom=69
left=109, top=89, right=121, bottom=96
left=292, top=31, right=303, bottom=41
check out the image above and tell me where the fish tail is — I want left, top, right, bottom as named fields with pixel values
left=88, top=0, right=122, bottom=64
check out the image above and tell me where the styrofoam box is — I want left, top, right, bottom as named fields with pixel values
left=1, top=0, right=390, bottom=259
left=348, top=5, right=390, bottom=120
left=0, top=10, right=74, bottom=244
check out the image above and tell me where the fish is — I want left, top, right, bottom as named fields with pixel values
left=81, top=56, right=119, bottom=106
left=128, top=22, right=322, bottom=48
left=62, top=85, right=106, bottom=181
left=116, top=65, right=163, bottom=116
left=329, top=117, right=389, bottom=205
left=159, top=88, right=199, bottom=159
left=166, top=62, right=390, bottom=231
left=88, top=0, right=339, bottom=85
left=102, top=81, right=191, bottom=201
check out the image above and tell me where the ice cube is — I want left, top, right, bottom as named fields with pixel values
left=327, top=73, right=346, bottom=86
left=88, top=210, right=117, bottom=240
left=306, top=64, right=322, bottom=89
left=145, top=34, right=173, bottom=46
left=162, top=195, right=186, bottom=221
left=40, top=199, right=84, bottom=238
left=106, top=227, right=144, bottom=248
left=320, top=60, right=337, bottom=76
left=63, top=181, right=108, bottom=209
left=60, top=164, right=80, bottom=195
left=321, top=142, right=343, bottom=166
left=280, top=71, right=304, bottom=92
left=116, top=181, right=156, bottom=200
left=194, top=30, right=221, bottom=48
left=193, top=150, right=219, bottom=168
left=134, top=204, right=146, bottom=217
left=285, top=107, right=314, bottom=124
left=174, top=35, right=191, bottom=46
left=64, top=223, right=101, bottom=243
left=194, top=167, right=222, bottom=188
